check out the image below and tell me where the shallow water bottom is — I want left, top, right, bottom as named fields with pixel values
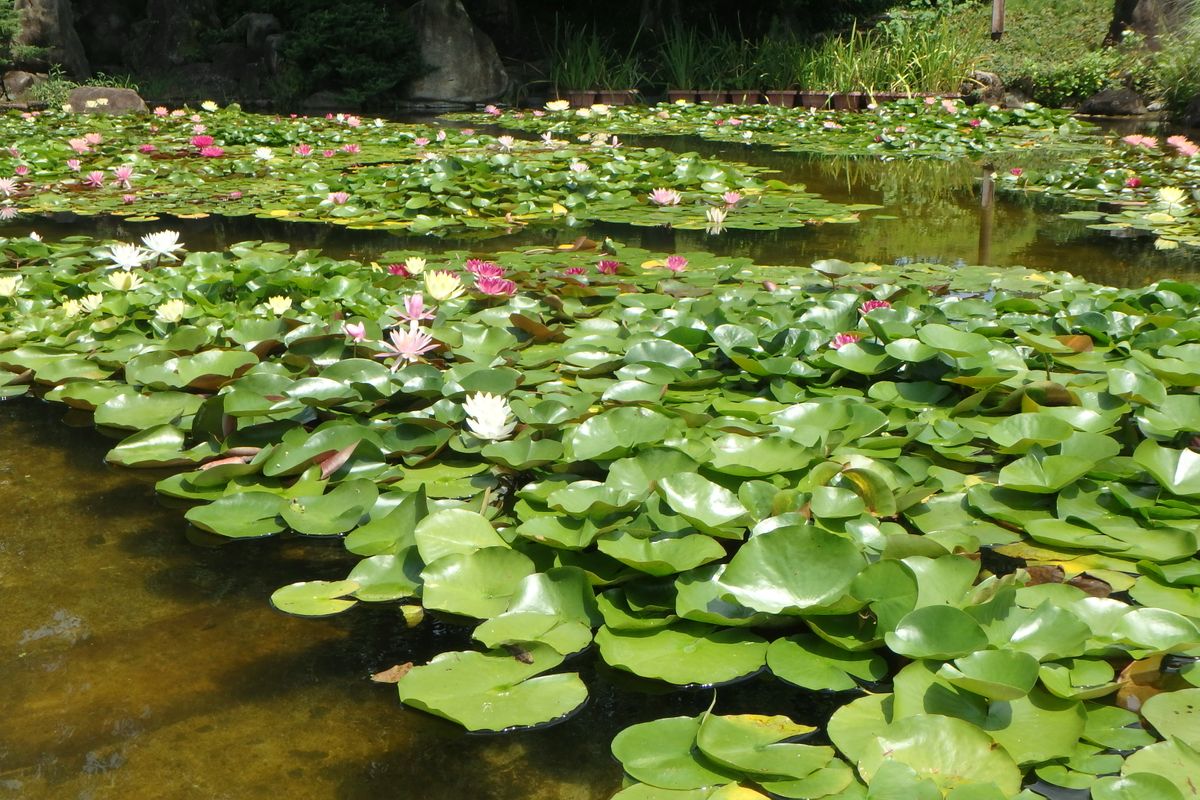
left=0, top=399, right=844, bottom=800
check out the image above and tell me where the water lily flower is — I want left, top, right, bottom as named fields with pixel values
left=404, top=256, right=427, bottom=275
left=476, top=276, right=518, bottom=296
left=597, top=259, right=620, bottom=275
left=294, top=144, right=313, bottom=156
left=138, top=144, right=156, bottom=153
left=569, top=161, right=589, bottom=173
left=1167, top=135, right=1199, bottom=157
left=414, top=137, right=430, bottom=147
left=28, top=231, right=40, bottom=241
left=563, top=267, right=586, bottom=276
left=264, top=295, right=292, bottom=315
left=1125, top=176, right=1142, bottom=188
left=228, top=190, right=242, bottom=200
left=1156, top=187, right=1190, bottom=214
left=0, top=275, right=23, bottom=297
left=155, top=298, right=189, bottom=323
left=665, top=255, right=688, bottom=272
left=1009, top=167, right=1023, bottom=177
left=822, top=120, right=842, bottom=130
left=343, top=322, right=367, bottom=342
left=326, top=191, right=350, bottom=205
left=396, top=292, right=436, bottom=322
left=465, top=259, right=505, bottom=278
left=859, top=299, right=892, bottom=314
left=322, top=149, right=336, bottom=158
left=496, top=135, right=515, bottom=151
left=103, top=242, right=151, bottom=270
left=830, top=332, right=863, bottom=349
left=83, top=171, right=105, bottom=188
left=462, top=392, right=516, bottom=440
left=171, top=109, right=185, bottom=117
left=84, top=132, right=103, bottom=146
left=484, top=104, right=501, bottom=116
left=200, top=100, right=219, bottom=112
left=108, top=270, right=144, bottom=291
left=191, top=135, right=214, bottom=148
left=66, top=159, right=81, bottom=171
left=706, top=207, right=727, bottom=224
left=14, top=165, right=27, bottom=176
left=545, top=99, right=570, bottom=112
left=199, top=146, right=224, bottom=158
left=341, top=143, right=361, bottom=154
left=940, top=99, right=958, bottom=114
left=590, top=103, right=610, bottom=115
left=387, top=263, right=409, bottom=276
left=0, top=178, right=16, bottom=197
left=67, top=138, right=90, bottom=154
left=968, top=119, right=982, bottom=128
left=541, top=132, right=557, bottom=147
left=0, top=205, right=17, bottom=221
left=722, top=191, right=742, bottom=206
left=436, top=129, right=447, bottom=142
left=142, top=230, right=183, bottom=260
left=424, top=270, right=465, bottom=301
left=1122, top=134, right=1158, bottom=150
left=122, top=194, right=136, bottom=204
left=192, top=124, right=207, bottom=135
left=253, top=147, right=274, bottom=160
left=80, top=293, right=103, bottom=312
left=153, top=106, right=168, bottom=116
left=112, top=165, right=134, bottom=189
left=376, top=321, right=437, bottom=369
left=60, top=298, right=82, bottom=317
left=649, top=187, right=682, bottom=206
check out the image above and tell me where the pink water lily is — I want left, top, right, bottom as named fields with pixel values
left=376, top=321, right=437, bottom=369
left=294, top=144, right=314, bottom=156
left=476, top=275, right=518, bottom=296
left=83, top=170, right=104, bottom=188
left=322, top=149, right=336, bottom=158
left=649, top=187, right=682, bottom=206
left=1125, top=176, right=1142, bottom=188
left=665, top=255, right=688, bottom=272
left=859, top=299, right=892, bottom=314
left=414, top=137, right=430, bottom=147
left=0, top=178, right=16, bottom=197
left=68, top=138, right=90, bottom=154
left=722, top=191, right=742, bottom=206
left=341, top=143, right=360, bottom=154
left=191, top=135, right=214, bottom=148
left=199, top=146, right=224, bottom=158
left=1167, top=135, right=1199, bottom=157
left=343, top=322, right=367, bottom=342
left=153, top=106, right=168, bottom=116
left=122, top=193, right=137, bottom=204
left=465, top=259, right=505, bottom=278
left=1009, top=167, right=1023, bottom=176
left=138, top=144, right=156, bottom=153
left=387, top=263, right=409, bottom=276
left=830, top=332, right=863, bottom=349
left=396, top=293, right=436, bottom=322
left=1122, top=135, right=1158, bottom=150
left=112, top=165, right=135, bottom=189
left=0, top=206, right=17, bottom=220
left=66, top=159, right=81, bottom=171
left=563, top=266, right=586, bottom=275
left=14, top=165, right=28, bottom=176
left=327, top=191, right=350, bottom=205
left=597, top=259, right=620, bottom=275
left=84, top=133, right=103, bottom=145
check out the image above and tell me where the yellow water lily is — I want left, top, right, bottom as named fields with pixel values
left=108, top=271, right=144, bottom=291
left=265, top=295, right=292, bottom=315
left=155, top=298, right=189, bottom=323
left=423, top=270, right=464, bottom=301
left=0, top=275, right=23, bottom=297
left=544, top=99, right=570, bottom=112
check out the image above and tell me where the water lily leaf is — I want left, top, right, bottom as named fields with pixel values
left=344, top=489, right=427, bottom=556
left=420, top=547, right=535, bottom=619
left=565, top=407, right=675, bottom=461
left=395, top=644, right=587, bottom=732
left=988, top=413, right=1076, bottom=451
left=414, top=508, right=508, bottom=563
left=1142, top=688, right=1200, bottom=750
left=983, top=688, right=1086, bottom=765
left=185, top=492, right=286, bottom=538
left=657, top=473, right=749, bottom=535
left=1121, top=739, right=1200, bottom=798
left=347, top=550, right=423, bottom=602
left=917, top=324, right=991, bottom=357
left=263, top=422, right=381, bottom=477
left=885, top=606, right=988, bottom=660
left=105, top=424, right=216, bottom=468
left=720, top=526, right=866, bottom=615
left=674, top=564, right=773, bottom=627
left=596, top=529, right=727, bottom=577
left=936, top=650, right=1040, bottom=701
left=707, top=435, right=814, bottom=478
left=94, top=390, right=205, bottom=431
left=857, top=714, right=1023, bottom=796
left=596, top=621, right=768, bottom=686
left=270, top=579, right=360, bottom=617
left=611, top=715, right=740, bottom=791
left=767, top=634, right=887, bottom=691
left=1092, top=774, right=1186, bottom=800
left=474, top=567, right=600, bottom=655
left=827, top=692, right=893, bottom=764
left=280, top=479, right=378, bottom=536
left=126, top=349, right=258, bottom=391
left=695, top=713, right=831, bottom=780
left=480, top=437, right=564, bottom=469
left=1134, top=440, right=1200, bottom=498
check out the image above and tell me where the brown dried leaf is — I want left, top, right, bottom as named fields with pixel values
left=371, top=663, right=414, bottom=683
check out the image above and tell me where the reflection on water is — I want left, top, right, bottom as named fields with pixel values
left=2, top=138, right=1198, bottom=289
left=0, top=399, right=845, bottom=799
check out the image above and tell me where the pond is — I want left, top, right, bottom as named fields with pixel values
left=2, top=103, right=1200, bottom=800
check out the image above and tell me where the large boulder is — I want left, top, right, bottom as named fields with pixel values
left=13, top=0, right=89, bottom=76
left=402, top=0, right=508, bottom=104
left=66, top=86, right=148, bottom=115
left=2, top=70, right=43, bottom=99
left=1078, top=87, right=1147, bottom=116
left=962, top=71, right=1004, bottom=105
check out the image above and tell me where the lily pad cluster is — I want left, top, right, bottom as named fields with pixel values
left=0, top=104, right=868, bottom=236
left=2, top=230, right=1200, bottom=796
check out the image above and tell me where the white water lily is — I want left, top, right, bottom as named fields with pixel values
left=155, top=298, right=189, bottom=323
left=1156, top=187, right=1190, bottom=215
left=0, top=275, right=22, bottom=297
left=200, top=100, right=219, bottom=112
left=103, top=242, right=150, bottom=270
left=496, top=135, right=515, bottom=152
left=141, top=229, right=184, bottom=260
left=545, top=99, right=570, bottom=112
left=462, top=392, right=516, bottom=441
left=253, top=147, right=275, bottom=161
left=404, top=256, right=428, bottom=275
left=108, top=270, right=144, bottom=291
left=706, top=207, right=728, bottom=224
left=590, top=103, right=610, bottom=116
left=265, top=295, right=292, bottom=315
left=424, top=270, right=464, bottom=301
left=80, top=293, right=104, bottom=313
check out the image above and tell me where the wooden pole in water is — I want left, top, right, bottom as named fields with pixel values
left=979, top=165, right=996, bottom=266
left=992, top=0, right=1006, bottom=41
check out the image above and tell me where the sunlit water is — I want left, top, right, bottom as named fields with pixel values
left=2, top=133, right=1198, bottom=798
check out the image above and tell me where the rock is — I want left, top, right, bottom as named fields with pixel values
left=1002, top=89, right=1033, bottom=109
left=1078, top=87, right=1147, bottom=116
left=227, top=12, right=282, bottom=50
left=265, top=34, right=286, bottom=76
left=1110, top=0, right=1191, bottom=47
left=66, top=86, right=148, bottom=115
left=13, top=0, right=89, bottom=76
left=962, top=70, right=1004, bottom=105
left=2, top=70, right=42, bottom=99
left=402, top=0, right=508, bottom=104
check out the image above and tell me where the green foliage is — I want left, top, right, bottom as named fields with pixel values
left=546, top=22, right=644, bottom=91
left=274, top=0, right=421, bottom=105
left=25, top=66, right=141, bottom=108
left=1148, top=12, right=1200, bottom=118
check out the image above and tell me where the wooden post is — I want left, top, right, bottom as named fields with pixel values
left=992, top=0, right=1006, bottom=41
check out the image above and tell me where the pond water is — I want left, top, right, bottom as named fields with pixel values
left=1, top=132, right=1197, bottom=798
